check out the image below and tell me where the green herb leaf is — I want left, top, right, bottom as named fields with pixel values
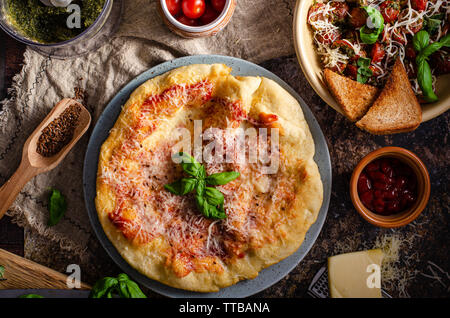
left=359, top=6, right=384, bottom=44
left=204, top=187, right=225, bottom=206
left=0, top=265, right=5, bottom=281
left=356, top=57, right=373, bottom=84
left=195, top=195, right=226, bottom=220
left=164, top=178, right=197, bottom=196
left=117, top=274, right=147, bottom=298
left=19, top=294, right=44, bottom=298
left=47, top=188, right=67, bottom=226
left=424, top=17, right=442, bottom=34
left=413, top=30, right=430, bottom=52
left=418, top=34, right=450, bottom=60
left=89, top=277, right=118, bottom=298
left=417, top=60, right=438, bottom=103
left=166, top=154, right=240, bottom=220
left=357, top=57, right=371, bottom=68
left=205, top=171, right=240, bottom=186
left=196, top=179, right=206, bottom=197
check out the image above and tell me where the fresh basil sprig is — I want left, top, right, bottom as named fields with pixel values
left=47, top=188, right=67, bottom=226
left=413, top=31, right=450, bottom=102
left=360, top=6, right=384, bottom=45
left=165, top=152, right=240, bottom=220
left=356, top=57, right=373, bottom=84
left=89, top=273, right=146, bottom=298
left=0, top=265, right=5, bottom=281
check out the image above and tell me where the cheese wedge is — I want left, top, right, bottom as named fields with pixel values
left=328, top=249, right=384, bottom=298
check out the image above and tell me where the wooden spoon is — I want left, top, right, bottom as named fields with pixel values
left=0, top=98, right=91, bottom=220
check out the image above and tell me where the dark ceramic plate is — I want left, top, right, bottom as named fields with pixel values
left=83, top=55, right=331, bottom=298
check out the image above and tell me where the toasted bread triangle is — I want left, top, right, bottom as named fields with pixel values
left=356, top=58, right=422, bottom=134
left=324, top=68, right=379, bottom=121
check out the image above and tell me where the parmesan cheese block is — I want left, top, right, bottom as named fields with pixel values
left=328, top=249, right=384, bottom=298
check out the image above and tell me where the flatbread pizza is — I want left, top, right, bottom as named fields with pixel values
left=95, top=64, right=323, bottom=292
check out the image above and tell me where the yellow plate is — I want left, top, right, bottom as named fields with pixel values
left=293, top=0, right=450, bottom=122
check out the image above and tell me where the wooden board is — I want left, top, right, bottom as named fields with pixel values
left=0, top=248, right=90, bottom=290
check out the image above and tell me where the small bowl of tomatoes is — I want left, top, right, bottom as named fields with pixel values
left=159, top=0, right=236, bottom=38
left=350, top=147, right=430, bottom=228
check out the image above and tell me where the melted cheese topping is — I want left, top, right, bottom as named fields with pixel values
left=99, top=80, right=300, bottom=278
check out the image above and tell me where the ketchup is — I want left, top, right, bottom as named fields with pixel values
left=358, top=157, right=418, bottom=215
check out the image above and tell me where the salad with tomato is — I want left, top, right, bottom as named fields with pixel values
left=308, top=0, right=450, bottom=103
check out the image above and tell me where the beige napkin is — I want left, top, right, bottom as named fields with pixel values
left=0, top=0, right=296, bottom=258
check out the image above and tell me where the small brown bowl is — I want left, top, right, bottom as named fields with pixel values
left=158, top=0, right=236, bottom=38
left=350, top=147, right=430, bottom=228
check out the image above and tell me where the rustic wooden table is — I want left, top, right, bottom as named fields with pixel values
left=0, top=29, right=448, bottom=298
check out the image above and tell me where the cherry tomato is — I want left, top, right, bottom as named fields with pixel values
left=371, top=42, right=385, bottom=64
left=166, top=0, right=182, bottom=16
left=411, top=0, right=427, bottom=11
left=380, top=0, right=400, bottom=24
left=200, top=4, right=219, bottom=25
left=177, top=14, right=198, bottom=26
left=330, top=2, right=349, bottom=24
left=211, top=0, right=226, bottom=12
left=182, top=0, right=206, bottom=19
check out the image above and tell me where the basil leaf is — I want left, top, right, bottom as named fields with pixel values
left=209, top=206, right=226, bottom=219
left=418, top=35, right=450, bottom=61
left=420, top=42, right=443, bottom=59
left=439, top=34, right=450, bottom=47
left=47, top=188, right=67, bottom=226
left=117, top=273, right=147, bottom=298
left=196, top=179, right=206, bottom=196
left=364, top=6, right=384, bottom=29
left=164, top=178, right=196, bottom=195
left=175, top=152, right=203, bottom=178
left=195, top=195, right=226, bottom=219
left=195, top=195, right=209, bottom=217
left=417, top=60, right=438, bottom=103
left=204, top=187, right=225, bottom=206
left=413, top=30, right=430, bottom=52
left=359, top=6, right=384, bottom=44
left=0, top=265, right=5, bottom=280
left=89, top=277, right=118, bottom=298
left=205, top=171, right=240, bottom=186
left=360, top=27, right=381, bottom=44
left=424, top=17, right=441, bottom=34
left=19, top=294, right=44, bottom=298
left=356, top=57, right=373, bottom=83
left=357, top=57, right=371, bottom=68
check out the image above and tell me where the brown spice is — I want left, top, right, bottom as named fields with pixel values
left=36, top=104, right=82, bottom=157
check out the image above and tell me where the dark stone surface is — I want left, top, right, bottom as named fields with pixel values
left=253, top=56, right=449, bottom=298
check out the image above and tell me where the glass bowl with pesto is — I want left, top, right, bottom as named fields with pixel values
left=0, top=0, right=112, bottom=46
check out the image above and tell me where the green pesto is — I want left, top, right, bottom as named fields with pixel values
left=5, top=0, right=106, bottom=43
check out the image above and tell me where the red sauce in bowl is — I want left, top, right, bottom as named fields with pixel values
left=357, top=157, right=418, bottom=215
